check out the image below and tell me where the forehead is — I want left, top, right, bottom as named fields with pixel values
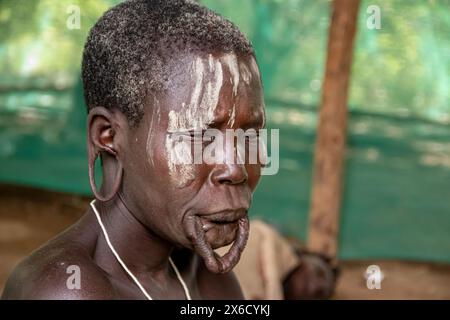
left=158, top=51, right=265, bottom=132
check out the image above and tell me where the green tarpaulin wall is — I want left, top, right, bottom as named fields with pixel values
left=1, top=0, right=449, bottom=262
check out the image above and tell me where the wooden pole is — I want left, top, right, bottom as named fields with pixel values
left=307, top=0, right=360, bottom=263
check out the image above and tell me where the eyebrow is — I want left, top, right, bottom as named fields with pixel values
left=209, top=109, right=266, bottom=130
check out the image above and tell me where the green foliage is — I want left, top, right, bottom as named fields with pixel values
left=204, top=0, right=450, bottom=122
left=351, top=0, right=450, bottom=122
left=1, top=0, right=448, bottom=122
left=203, top=0, right=331, bottom=106
left=0, top=0, right=114, bottom=82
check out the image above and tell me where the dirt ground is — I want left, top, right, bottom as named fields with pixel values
left=1, top=184, right=449, bottom=299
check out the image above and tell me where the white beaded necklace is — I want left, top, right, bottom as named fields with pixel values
left=90, top=200, right=192, bottom=300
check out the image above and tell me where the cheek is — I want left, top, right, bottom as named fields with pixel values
left=164, top=136, right=196, bottom=188
left=246, top=164, right=262, bottom=190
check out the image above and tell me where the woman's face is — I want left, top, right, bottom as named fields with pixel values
left=116, top=51, right=266, bottom=273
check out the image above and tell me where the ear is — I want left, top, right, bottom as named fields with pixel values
left=87, top=107, right=120, bottom=156
left=87, top=107, right=126, bottom=202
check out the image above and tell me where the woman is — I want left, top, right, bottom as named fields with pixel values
left=2, top=0, right=266, bottom=300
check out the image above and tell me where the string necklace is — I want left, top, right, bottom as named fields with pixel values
left=90, top=200, right=192, bottom=300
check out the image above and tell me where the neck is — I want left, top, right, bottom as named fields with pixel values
left=92, top=194, right=174, bottom=278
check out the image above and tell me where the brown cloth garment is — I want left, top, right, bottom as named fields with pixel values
left=216, top=219, right=300, bottom=300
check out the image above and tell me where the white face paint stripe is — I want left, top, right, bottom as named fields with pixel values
left=187, top=57, right=205, bottom=126
left=167, top=55, right=224, bottom=133
left=146, top=100, right=160, bottom=167
left=249, top=57, right=261, bottom=81
left=200, top=56, right=223, bottom=129
left=165, top=134, right=196, bottom=188
left=227, top=103, right=236, bottom=128
left=239, top=61, right=252, bottom=85
left=221, top=53, right=240, bottom=97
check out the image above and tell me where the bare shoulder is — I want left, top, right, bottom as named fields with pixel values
left=1, top=234, right=116, bottom=300
left=196, top=257, right=244, bottom=300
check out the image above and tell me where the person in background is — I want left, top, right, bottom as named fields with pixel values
left=217, top=219, right=338, bottom=299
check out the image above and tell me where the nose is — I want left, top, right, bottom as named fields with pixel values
left=209, top=164, right=248, bottom=186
